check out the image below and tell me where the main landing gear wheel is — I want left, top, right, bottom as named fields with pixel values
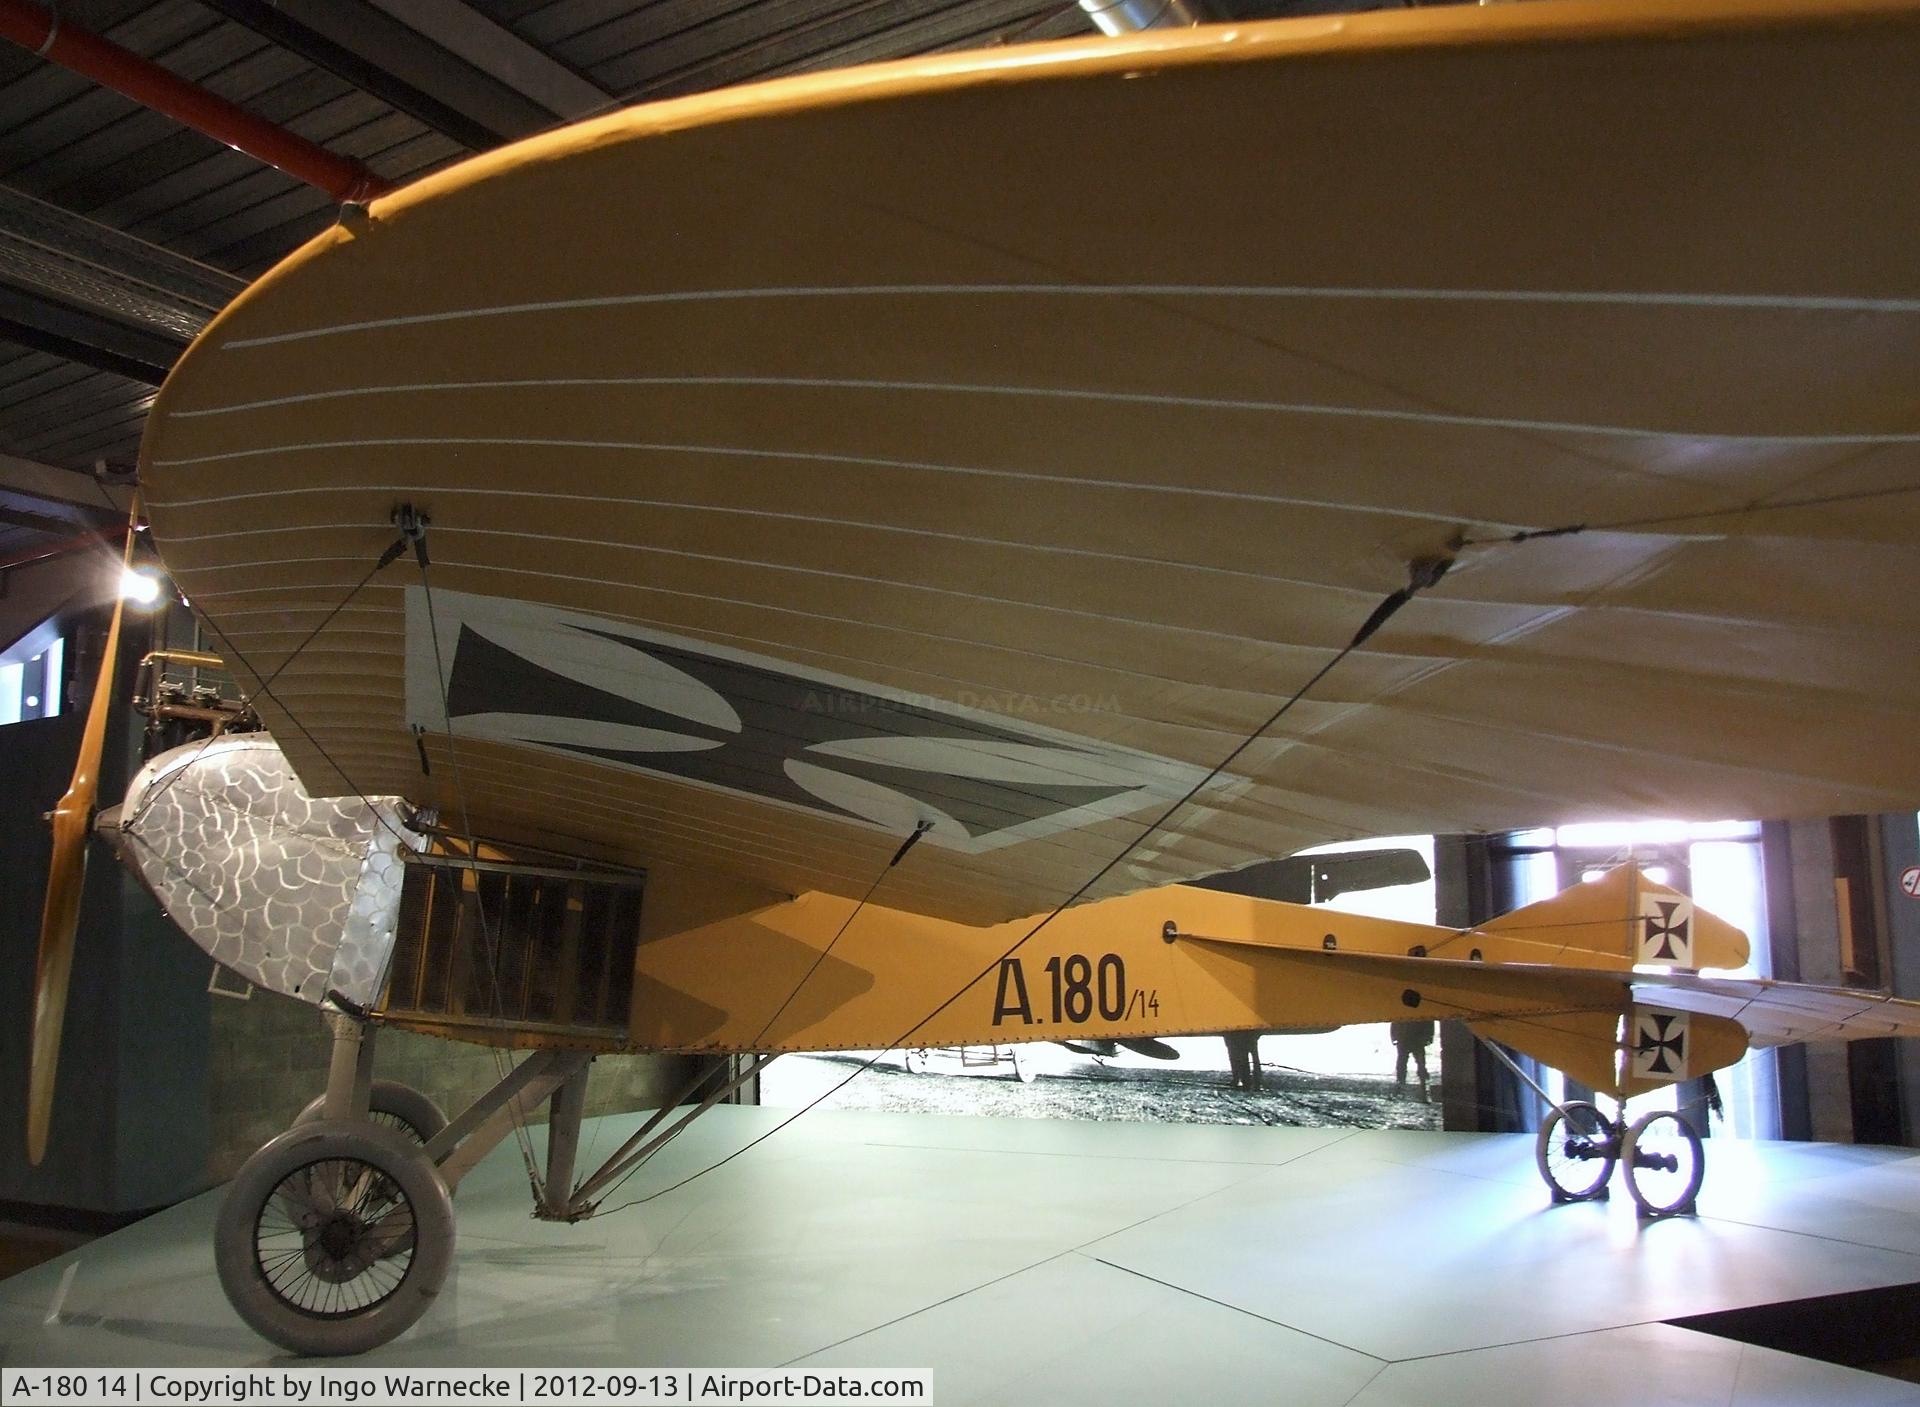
left=1622, top=1110, right=1705, bottom=1218
left=216, top=1120, right=455, bottom=1357
left=1535, top=1101, right=1618, bottom=1202
left=903, top=1048, right=931, bottom=1074
left=1009, top=1046, right=1037, bottom=1083
left=294, top=1080, right=448, bottom=1143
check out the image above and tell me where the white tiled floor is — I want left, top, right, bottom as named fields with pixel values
left=3, top=1108, right=1919, bottom=1405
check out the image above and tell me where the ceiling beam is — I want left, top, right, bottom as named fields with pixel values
left=0, top=284, right=179, bottom=386
left=0, top=451, right=132, bottom=516
left=0, top=184, right=244, bottom=345
left=202, top=0, right=563, bottom=149
left=0, top=499, right=110, bottom=536
left=364, top=0, right=613, bottom=121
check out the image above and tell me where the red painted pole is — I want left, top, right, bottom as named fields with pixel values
left=0, top=0, right=393, bottom=203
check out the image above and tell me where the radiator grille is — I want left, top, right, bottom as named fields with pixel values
left=382, top=858, right=643, bottom=1037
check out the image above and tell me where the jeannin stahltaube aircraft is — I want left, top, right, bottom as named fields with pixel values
left=23, top=0, right=1920, bottom=1358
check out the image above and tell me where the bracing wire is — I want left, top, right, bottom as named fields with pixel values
left=78, top=472, right=381, bottom=830
left=593, top=554, right=1459, bottom=1214
left=142, top=465, right=1905, bottom=1214
left=191, top=610, right=414, bottom=851
left=414, top=546, right=548, bottom=1190
left=584, top=819, right=936, bottom=1209
left=750, top=819, right=933, bottom=1050
left=127, top=552, right=392, bottom=827
left=1456, top=479, right=1920, bottom=548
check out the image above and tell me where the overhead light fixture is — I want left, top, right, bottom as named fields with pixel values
left=119, top=566, right=163, bottom=605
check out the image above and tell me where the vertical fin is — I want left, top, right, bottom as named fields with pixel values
left=1477, top=863, right=1747, bottom=971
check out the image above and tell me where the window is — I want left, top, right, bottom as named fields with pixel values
left=0, top=628, right=63, bottom=726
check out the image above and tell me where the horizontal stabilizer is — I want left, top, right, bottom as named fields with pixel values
left=1193, top=940, right=1915, bottom=1096
left=1629, top=970, right=1920, bottom=1048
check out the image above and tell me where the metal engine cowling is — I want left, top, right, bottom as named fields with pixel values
left=103, top=732, right=423, bottom=1008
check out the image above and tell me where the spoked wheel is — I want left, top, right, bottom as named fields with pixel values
left=903, top=1048, right=932, bottom=1074
left=1535, top=1101, right=1618, bottom=1202
left=216, top=1120, right=454, bottom=1356
left=1622, top=1110, right=1705, bottom=1218
left=294, top=1080, right=448, bottom=1143
left=1009, top=1045, right=1038, bottom=1083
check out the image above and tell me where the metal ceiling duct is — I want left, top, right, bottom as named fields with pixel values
left=0, top=0, right=393, bottom=203
left=1077, top=0, right=1207, bottom=33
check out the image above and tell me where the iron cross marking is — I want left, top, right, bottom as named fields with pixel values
left=1634, top=1012, right=1689, bottom=1079
left=1642, top=900, right=1692, bottom=963
left=407, top=588, right=1226, bottom=855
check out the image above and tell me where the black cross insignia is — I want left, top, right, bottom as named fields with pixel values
left=1643, top=900, right=1691, bottom=962
left=1635, top=1013, right=1688, bottom=1077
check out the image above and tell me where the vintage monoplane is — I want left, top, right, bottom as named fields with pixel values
left=22, top=0, right=1920, bottom=1358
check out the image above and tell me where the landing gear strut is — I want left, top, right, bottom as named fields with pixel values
left=1531, top=1103, right=1704, bottom=1215
left=216, top=1012, right=772, bottom=1355
left=1619, top=1109, right=1705, bottom=1216
left=1535, top=1101, right=1617, bottom=1202
left=1482, top=1036, right=1707, bottom=1218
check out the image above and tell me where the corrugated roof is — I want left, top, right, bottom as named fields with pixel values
left=0, top=345, right=152, bottom=469
left=481, top=0, right=1089, bottom=99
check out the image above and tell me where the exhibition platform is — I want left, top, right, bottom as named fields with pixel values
left=5, top=1107, right=1920, bottom=1405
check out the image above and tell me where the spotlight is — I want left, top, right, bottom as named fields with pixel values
left=119, top=567, right=163, bottom=605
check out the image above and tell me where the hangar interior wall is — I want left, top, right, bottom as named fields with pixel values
left=0, top=700, right=205, bottom=1217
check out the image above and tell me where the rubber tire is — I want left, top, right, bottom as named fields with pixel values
left=295, top=1080, right=448, bottom=1143
left=1622, top=1110, right=1705, bottom=1218
left=1535, top=1101, right=1617, bottom=1201
left=216, top=1119, right=455, bottom=1357
left=1010, top=1046, right=1038, bottom=1083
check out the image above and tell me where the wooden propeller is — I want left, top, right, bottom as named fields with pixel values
left=27, top=497, right=140, bottom=1166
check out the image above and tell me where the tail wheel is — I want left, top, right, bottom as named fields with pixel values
left=1622, top=1110, right=1705, bottom=1217
left=295, top=1080, right=448, bottom=1144
left=1535, top=1101, right=1617, bottom=1202
left=216, top=1120, right=454, bottom=1357
left=1009, top=1046, right=1037, bottom=1083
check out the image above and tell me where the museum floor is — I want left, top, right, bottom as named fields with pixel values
left=5, top=1107, right=1920, bottom=1404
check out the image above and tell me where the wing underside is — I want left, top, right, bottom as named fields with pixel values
left=140, top=0, right=1920, bottom=925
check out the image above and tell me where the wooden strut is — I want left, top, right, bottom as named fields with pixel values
left=567, top=1054, right=779, bottom=1214
left=423, top=1047, right=594, bottom=1191
left=1474, top=1029, right=1568, bottom=1118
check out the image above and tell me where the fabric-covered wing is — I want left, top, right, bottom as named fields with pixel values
left=140, top=1, right=1920, bottom=926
